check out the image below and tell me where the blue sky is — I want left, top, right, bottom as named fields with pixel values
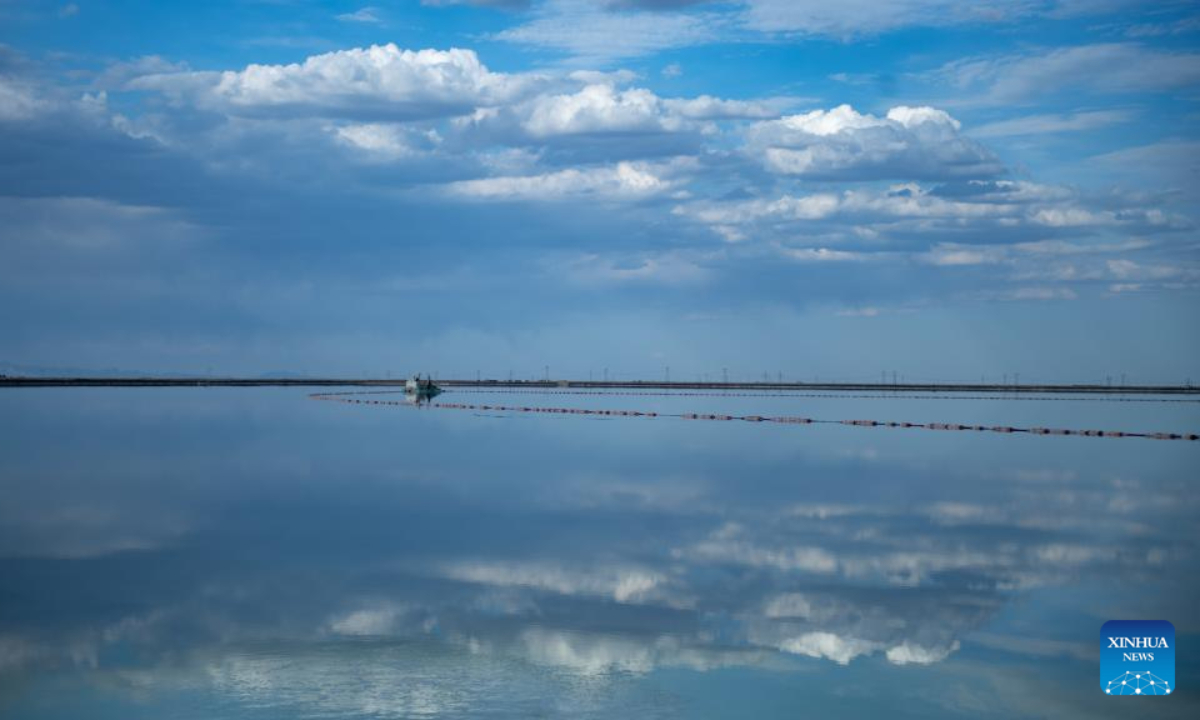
left=1, top=0, right=1198, bottom=382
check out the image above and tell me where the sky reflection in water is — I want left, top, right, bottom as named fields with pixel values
left=0, top=388, right=1197, bottom=718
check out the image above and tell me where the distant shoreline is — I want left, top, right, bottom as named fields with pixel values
left=1, top=377, right=1196, bottom=395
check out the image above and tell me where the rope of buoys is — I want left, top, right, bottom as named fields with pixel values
left=308, top=392, right=1200, bottom=441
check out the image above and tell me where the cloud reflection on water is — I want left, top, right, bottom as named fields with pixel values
left=0, top=388, right=1196, bottom=718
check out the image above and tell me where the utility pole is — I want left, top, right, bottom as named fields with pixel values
left=723, top=367, right=729, bottom=384
left=665, top=366, right=670, bottom=383
left=544, top=365, right=549, bottom=382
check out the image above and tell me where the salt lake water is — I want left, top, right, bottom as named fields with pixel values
left=0, top=387, right=1197, bottom=718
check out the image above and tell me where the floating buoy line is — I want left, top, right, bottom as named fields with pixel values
left=309, top=390, right=1200, bottom=442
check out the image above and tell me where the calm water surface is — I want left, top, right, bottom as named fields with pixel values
left=0, top=387, right=1197, bottom=718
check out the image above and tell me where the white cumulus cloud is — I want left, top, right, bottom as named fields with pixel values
left=745, top=104, right=1002, bottom=180
left=446, top=160, right=683, bottom=200
left=522, top=84, right=686, bottom=136
left=132, top=45, right=539, bottom=120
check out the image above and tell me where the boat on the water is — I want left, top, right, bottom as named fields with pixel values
left=404, top=374, right=442, bottom=400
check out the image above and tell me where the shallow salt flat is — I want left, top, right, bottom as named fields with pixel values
left=0, top=387, right=1196, bottom=719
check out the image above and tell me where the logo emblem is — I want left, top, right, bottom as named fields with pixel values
left=1101, top=620, right=1175, bottom=696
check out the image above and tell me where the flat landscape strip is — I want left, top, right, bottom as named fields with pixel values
left=4, top=377, right=1198, bottom=396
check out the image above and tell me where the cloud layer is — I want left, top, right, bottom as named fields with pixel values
left=1, top=0, right=1197, bottom=380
